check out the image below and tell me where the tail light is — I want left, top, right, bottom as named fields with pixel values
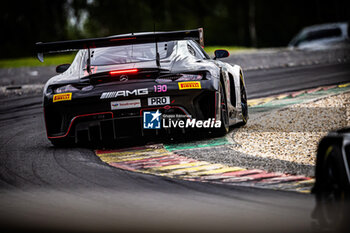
left=155, top=73, right=203, bottom=83
left=176, top=74, right=203, bottom=81
left=55, top=84, right=79, bottom=93
left=109, top=69, right=138, bottom=76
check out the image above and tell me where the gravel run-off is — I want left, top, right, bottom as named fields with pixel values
left=233, top=91, right=350, bottom=166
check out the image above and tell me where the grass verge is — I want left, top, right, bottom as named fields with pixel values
left=0, top=46, right=251, bottom=68
left=204, top=46, right=251, bottom=56
left=0, top=54, right=76, bottom=68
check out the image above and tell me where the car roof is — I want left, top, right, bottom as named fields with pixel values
left=300, top=22, right=348, bottom=34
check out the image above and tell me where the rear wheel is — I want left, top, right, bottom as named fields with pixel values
left=49, top=137, right=74, bottom=147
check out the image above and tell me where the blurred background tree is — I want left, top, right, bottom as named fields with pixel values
left=1, top=0, right=68, bottom=58
left=1, top=0, right=349, bottom=58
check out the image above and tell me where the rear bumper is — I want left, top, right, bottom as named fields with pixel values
left=44, top=80, right=219, bottom=142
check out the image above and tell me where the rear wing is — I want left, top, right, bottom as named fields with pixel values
left=35, top=28, right=204, bottom=62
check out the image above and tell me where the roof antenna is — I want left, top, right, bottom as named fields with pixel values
left=154, top=23, right=160, bottom=69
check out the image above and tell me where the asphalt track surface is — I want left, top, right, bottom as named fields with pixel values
left=0, top=62, right=350, bottom=232
left=244, top=62, right=350, bottom=98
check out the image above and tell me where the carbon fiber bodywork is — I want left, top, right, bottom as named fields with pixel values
left=40, top=31, right=247, bottom=145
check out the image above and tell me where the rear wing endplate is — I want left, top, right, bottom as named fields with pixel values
left=35, top=28, right=204, bottom=62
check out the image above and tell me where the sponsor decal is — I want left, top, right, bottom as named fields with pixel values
left=142, top=110, right=221, bottom=129
left=143, top=110, right=162, bottom=129
left=178, top=81, right=201, bottom=90
left=53, top=93, right=72, bottom=103
left=111, top=99, right=141, bottom=110
left=148, top=96, right=170, bottom=106
left=101, top=88, right=148, bottom=99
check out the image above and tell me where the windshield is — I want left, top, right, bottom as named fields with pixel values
left=88, top=41, right=174, bottom=66
left=292, top=27, right=343, bottom=46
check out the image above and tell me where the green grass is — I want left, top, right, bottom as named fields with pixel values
left=204, top=46, right=252, bottom=56
left=0, top=54, right=76, bottom=68
left=0, top=46, right=251, bottom=68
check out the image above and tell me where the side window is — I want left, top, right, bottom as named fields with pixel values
left=305, top=28, right=342, bottom=42
left=187, top=44, right=197, bottom=57
left=189, top=40, right=210, bottom=59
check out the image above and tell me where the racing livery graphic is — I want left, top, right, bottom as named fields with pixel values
left=36, top=28, right=248, bottom=146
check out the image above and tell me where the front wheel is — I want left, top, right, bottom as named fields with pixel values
left=213, top=82, right=229, bottom=136
left=238, top=80, right=248, bottom=126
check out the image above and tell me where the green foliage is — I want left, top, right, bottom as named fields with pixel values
left=0, top=47, right=252, bottom=68
left=204, top=46, right=251, bottom=56
left=0, top=54, right=76, bottom=68
left=2, top=0, right=69, bottom=58
left=2, top=0, right=350, bottom=59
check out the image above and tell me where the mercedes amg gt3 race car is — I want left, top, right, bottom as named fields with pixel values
left=36, top=28, right=248, bottom=146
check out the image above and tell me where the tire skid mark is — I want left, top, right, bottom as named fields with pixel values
left=0, top=128, right=44, bottom=186
left=95, top=144, right=314, bottom=193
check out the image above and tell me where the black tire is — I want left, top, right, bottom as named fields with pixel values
left=213, top=82, right=229, bottom=136
left=238, top=79, right=248, bottom=126
left=316, top=145, right=348, bottom=229
left=49, top=137, right=74, bottom=147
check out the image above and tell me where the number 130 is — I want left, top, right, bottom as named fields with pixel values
left=154, top=85, right=167, bottom=92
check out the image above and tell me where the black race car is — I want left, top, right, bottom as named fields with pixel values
left=312, top=128, right=350, bottom=230
left=36, top=28, right=248, bottom=146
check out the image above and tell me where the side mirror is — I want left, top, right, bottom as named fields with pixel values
left=56, top=64, right=71, bottom=73
left=214, top=49, right=230, bottom=60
